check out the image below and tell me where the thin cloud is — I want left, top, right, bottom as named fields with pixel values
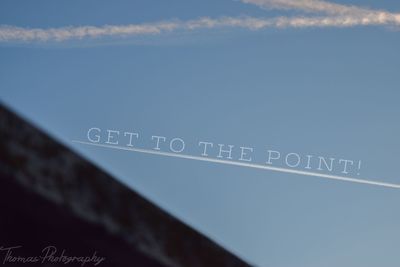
left=240, top=0, right=372, bottom=15
left=241, top=0, right=400, bottom=25
left=0, top=0, right=399, bottom=43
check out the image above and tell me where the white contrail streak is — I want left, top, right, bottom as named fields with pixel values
left=241, top=0, right=372, bottom=15
left=0, top=0, right=399, bottom=43
left=241, top=0, right=400, bottom=25
left=0, top=17, right=255, bottom=42
left=1, top=12, right=399, bottom=43
left=72, top=140, right=400, bottom=190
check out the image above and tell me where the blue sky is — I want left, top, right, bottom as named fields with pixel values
left=1, top=1, right=400, bottom=266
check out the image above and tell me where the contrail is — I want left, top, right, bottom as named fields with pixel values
left=1, top=14, right=399, bottom=43
left=72, top=140, right=400, bottom=190
left=1, top=0, right=400, bottom=43
left=241, top=0, right=400, bottom=25
left=241, top=0, right=373, bottom=15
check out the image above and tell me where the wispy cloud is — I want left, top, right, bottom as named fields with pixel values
left=242, top=0, right=400, bottom=25
left=241, top=0, right=371, bottom=15
left=0, top=0, right=399, bottom=43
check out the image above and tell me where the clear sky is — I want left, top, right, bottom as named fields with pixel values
left=1, top=1, right=400, bottom=266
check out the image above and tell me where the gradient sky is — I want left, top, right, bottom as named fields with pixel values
left=1, top=1, right=400, bottom=266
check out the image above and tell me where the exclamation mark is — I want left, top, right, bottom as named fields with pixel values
left=357, top=160, right=362, bottom=175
